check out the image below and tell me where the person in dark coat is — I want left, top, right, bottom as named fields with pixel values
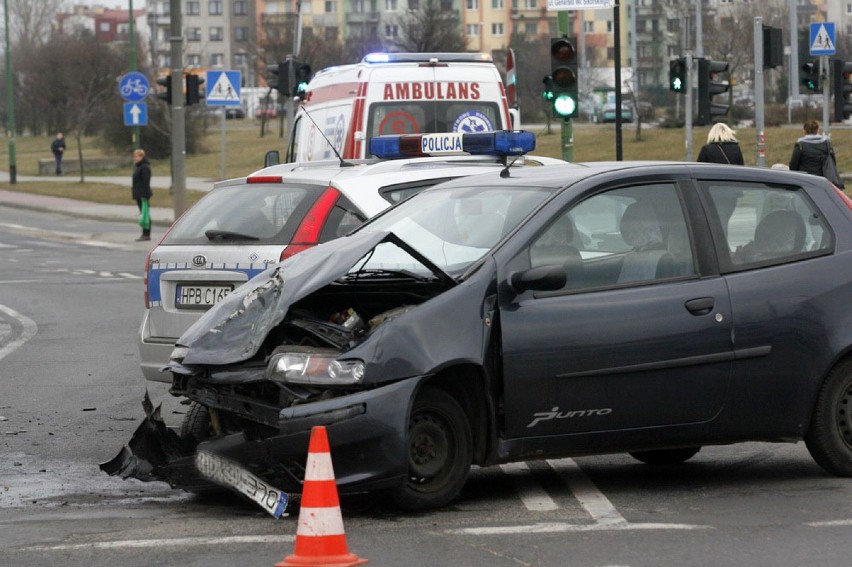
left=789, top=119, right=837, bottom=179
left=697, top=123, right=745, bottom=165
left=132, top=149, right=153, bottom=241
left=50, top=132, right=66, bottom=175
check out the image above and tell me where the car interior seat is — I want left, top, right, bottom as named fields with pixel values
left=740, top=209, right=806, bottom=262
left=617, top=202, right=674, bottom=283
left=529, top=214, right=584, bottom=289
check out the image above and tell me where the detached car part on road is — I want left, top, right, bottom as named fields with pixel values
left=108, top=152, right=852, bottom=511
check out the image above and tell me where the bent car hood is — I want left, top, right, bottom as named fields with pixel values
left=176, top=231, right=452, bottom=366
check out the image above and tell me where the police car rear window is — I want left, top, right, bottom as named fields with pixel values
left=162, top=183, right=317, bottom=245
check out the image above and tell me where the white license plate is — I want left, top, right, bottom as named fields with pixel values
left=175, top=284, right=233, bottom=309
left=195, top=450, right=289, bottom=519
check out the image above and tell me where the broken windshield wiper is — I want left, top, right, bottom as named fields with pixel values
left=341, top=268, right=435, bottom=282
left=205, top=229, right=260, bottom=241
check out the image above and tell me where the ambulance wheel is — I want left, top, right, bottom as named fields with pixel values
left=387, top=388, right=472, bottom=511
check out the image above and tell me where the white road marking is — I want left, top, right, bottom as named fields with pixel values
left=0, top=305, right=38, bottom=361
left=19, top=534, right=296, bottom=552
left=500, top=462, right=559, bottom=511
left=547, top=458, right=626, bottom=525
left=806, top=519, right=852, bottom=527
left=118, top=272, right=143, bottom=279
left=448, top=522, right=713, bottom=535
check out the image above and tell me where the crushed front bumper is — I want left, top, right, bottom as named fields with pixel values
left=101, top=377, right=422, bottom=495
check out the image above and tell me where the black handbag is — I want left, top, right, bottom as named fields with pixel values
left=822, top=143, right=845, bottom=188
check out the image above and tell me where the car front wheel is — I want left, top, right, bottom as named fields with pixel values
left=386, top=388, right=472, bottom=511
left=805, top=359, right=852, bottom=476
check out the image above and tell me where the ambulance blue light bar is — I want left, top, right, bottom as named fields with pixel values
left=370, top=131, right=535, bottom=159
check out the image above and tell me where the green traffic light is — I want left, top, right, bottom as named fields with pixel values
left=553, top=94, right=576, bottom=117
left=543, top=90, right=554, bottom=100
left=671, top=77, right=683, bottom=92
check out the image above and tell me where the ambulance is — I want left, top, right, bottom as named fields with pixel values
left=284, top=52, right=519, bottom=163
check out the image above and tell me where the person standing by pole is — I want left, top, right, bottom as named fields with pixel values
left=51, top=132, right=65, bottom=175
left=132, top=148, right=152, bottom=241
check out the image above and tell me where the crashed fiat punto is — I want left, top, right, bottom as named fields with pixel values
left=105, top=158, right=852, bottom=511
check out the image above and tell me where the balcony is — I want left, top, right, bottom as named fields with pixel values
left=346, top=11, right=380, bottom=23
left=262, top=13, right=297, bottom=26
left=311, top=13, right=340, bottom=27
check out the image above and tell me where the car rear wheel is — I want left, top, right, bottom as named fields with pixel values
left=805, top=359, right=852, bottom=476
left=629, top=447, right=701, bottom=465
left=386, top=388, right=472, bottom=511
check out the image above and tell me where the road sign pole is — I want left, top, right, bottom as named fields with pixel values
left=221, top=107, right=227, bottom=180
left=823, top=56, right=830, bottom=135
left=129, top=0, right=140, bottom=149
left=169, top=0, right=186, bottom=217
left=754, top=17, right=766, bottom=167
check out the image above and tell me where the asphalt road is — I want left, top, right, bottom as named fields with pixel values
left=2, top=206, right=852, bottom=567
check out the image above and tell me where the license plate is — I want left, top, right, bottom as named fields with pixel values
left=175, top=284, right=233, bottom=309
left=195, top=450, right=288, bottom=519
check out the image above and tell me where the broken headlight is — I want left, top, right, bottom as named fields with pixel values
left=267, top=351, right=365, bottom=386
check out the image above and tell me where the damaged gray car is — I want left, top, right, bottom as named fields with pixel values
left=105, top=162, right=852, bottom=511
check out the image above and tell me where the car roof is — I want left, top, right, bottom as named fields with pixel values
left=430, top=161, right=829, bottom=191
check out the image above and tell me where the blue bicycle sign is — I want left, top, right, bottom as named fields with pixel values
left=119, top=72, right=150, bottom=103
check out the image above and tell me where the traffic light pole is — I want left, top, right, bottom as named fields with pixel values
left=169, top=0, right=187, bottom=216
left=822, top=56, right=830, bottom=136
left=685, top=52, right=693, bottom=162
left=754, top=18, right=765, bottom=167
left=557, top=12, right=573, bottom=162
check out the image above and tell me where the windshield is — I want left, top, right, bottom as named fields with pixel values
left=358, top=184, right=555, bottom=275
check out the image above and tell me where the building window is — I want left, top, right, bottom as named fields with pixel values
left=409, top=0, right=419, bottom=9
left=301, top=2, right=312, bottom=13
left=210, top=27, right=223, bottom=41
left=584, top=20, right=593, bottom=32
left=466, top=23, right=480, bottom=36
left=492, top=0, right=503, bottom=7
left=385, top=0, right=398, bottom=10
left=234, top=26, right=249, bottom=41
left=234, top=0, right=248, bottom=15
left=440, top=0, right=451, bottom=9
left=99, top=22, right=110, bottom=32
left=492, top=23, right=504, bottom=36
left=187, top=27, right=201, bottom=41
left=161, top=1, right=170, bottom=16
left=186, top=1, right=199, bottom=14
left=209, top=0, right=223, bottom=16
left=385, top=24, right=399, bottom=37
left=325, top=0, right=337, bottom=12
left=210, top=53, right=224, bottom=67
left=606, top=20, right=613, bottom=33
left=524, top=22, right=537, bottom=35
left=353, top=0, right=364, bottom=10
left=523, top=0, right=535, bottom=8
left=187, top=54, right=201, bottom=66
left=466, top=0, right=478, bottom=9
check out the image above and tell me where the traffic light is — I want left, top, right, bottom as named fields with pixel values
left=669, top=57, right=687, bottom=94
left=697, top=58, right=729, bottom=126
left=268, top=60, right=291, bottom=94
left=293, top=63, right=312, bottom=97
left=549, top=36, right=578, bottom=120
left=156, top=74, right=172, bottom=105
left=832, top=59, right=852, bottom=122
left=185, top=74, right=204, bottom=105
left=542, top=75, right=555, bottom=101
left=802, top=61, right=821, bottom=93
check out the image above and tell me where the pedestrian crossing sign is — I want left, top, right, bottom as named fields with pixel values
left=810, top=22, right=836, bottom=56
left=205, top=70, right=242, bottom=107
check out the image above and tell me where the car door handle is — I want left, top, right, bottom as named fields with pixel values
left=685, top=297, right=715, bottom=315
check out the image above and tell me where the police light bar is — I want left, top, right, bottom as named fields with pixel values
left=370, top=131, right=535, bottom=159
left=363, top=52, right=493, bottom=64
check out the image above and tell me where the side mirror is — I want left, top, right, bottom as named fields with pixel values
left=264, top=150, right=280, bottom=168
left=508, top=265, right=567, bottom=294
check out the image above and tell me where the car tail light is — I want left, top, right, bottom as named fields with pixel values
left=833, top=186, right=852, bottom=212
left=143, top=217, right=181, bottom=308
left=279, top=186, right=340, bottom=261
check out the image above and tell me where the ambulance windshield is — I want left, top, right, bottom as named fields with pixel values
left=366, top=101, right=503, bottom=156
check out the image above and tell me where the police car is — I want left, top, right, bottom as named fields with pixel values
left=138, top=130, right=563, bottom=382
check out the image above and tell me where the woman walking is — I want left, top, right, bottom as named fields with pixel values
left=132, top=149, right=153, bottom=241
left=697, top=123, right=744, bottom=165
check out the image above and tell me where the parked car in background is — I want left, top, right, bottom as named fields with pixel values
left=137, top=131, right=564, bottom=382
left=599, top=103, right=634, bottom=123
left=113, top=157, right=852, bottom=512
left=225, top=107, right=246, bottom=119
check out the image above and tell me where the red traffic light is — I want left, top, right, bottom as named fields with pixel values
left=551, top=39, right=576, bottom=62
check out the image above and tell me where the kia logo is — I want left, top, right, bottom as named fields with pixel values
left=192, top=255, right=207, bottom=267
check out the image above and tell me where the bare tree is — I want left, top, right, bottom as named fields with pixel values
left=391, top=0, right=467, bottom=53
left=9, top=0, right=63, bottom=50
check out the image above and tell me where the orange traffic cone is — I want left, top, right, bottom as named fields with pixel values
left=276, top=426, right=368, bottom=567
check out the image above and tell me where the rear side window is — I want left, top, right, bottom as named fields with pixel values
left=163, top=183, right=320, bottom=245
left=702, top=181, right=833, bottom=270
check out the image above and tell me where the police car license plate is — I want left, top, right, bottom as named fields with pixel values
left=175, top=284, right=233, bottom=309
